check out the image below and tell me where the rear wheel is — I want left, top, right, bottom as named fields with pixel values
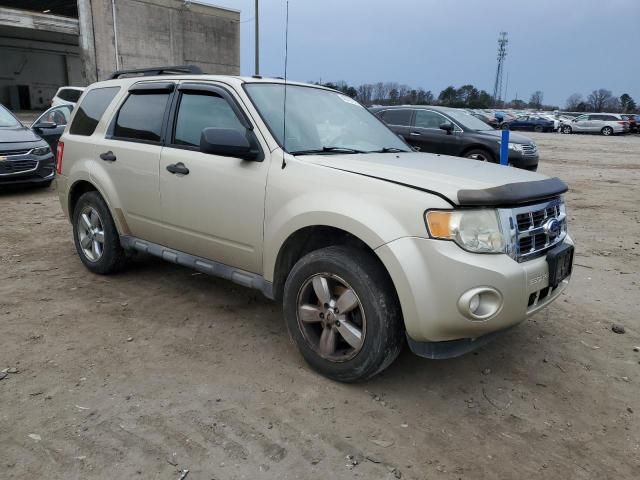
left=72, top=191, right=127, bottom=274
left=464, top=149, right=495, bottom=163
left=601, top=126, right=613, bottom=136
left=283, top=246, right=403, bottom=382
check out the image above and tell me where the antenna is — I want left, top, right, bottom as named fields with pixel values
left=492, top=32, right=508, bottom=106
left=281, top=0, right=289, bottom=169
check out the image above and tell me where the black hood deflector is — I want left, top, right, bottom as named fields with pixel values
left=457, top=177, right=568, bottom=207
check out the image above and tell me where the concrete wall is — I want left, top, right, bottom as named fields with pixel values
left=0, top=7, right=82, bottom=108
left=85, top=0, right=240, bottom=82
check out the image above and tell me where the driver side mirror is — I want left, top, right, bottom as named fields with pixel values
left=439, top=122, right=454, bottom=134
left=200, top=128, right=259, bottom=161
left=32, top=121, right=57, bottom=130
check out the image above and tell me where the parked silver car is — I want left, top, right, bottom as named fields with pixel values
left=561, top=113, right=629, bottom=136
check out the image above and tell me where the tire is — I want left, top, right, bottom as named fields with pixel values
left=601, top=126, right=613, bottom=136
left=562, top=125, right=572, bottom=134
left=501, top=123, right=509, bottom=130
left=534, top=125, right=543, bottom=133
left=283, top=245, right=404, bottom=383
left=72, top=191, right=127, bottom=274
left=464, top=148, right=495, bottom=163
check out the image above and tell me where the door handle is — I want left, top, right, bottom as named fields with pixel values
left=166, top=162, right=189, bottom=175
left=99, top=151, right=116, bottom=162
left=410, top=131, right=421, bottom=136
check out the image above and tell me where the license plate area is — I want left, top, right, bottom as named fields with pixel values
left=547, top=243, right=574, bottom=288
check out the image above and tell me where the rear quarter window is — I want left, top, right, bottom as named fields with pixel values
left=58, top=89, right=83, bottom=103
left=69, top=87, right=120, bottom=136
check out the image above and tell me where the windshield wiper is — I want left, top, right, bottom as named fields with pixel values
left=290, top=146, right=366, bottom=156
left=367, top=147, right=409, bottom=153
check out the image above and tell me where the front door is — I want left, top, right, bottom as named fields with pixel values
left=410, top=109, right=461, bottom=155
left=159, top=83, right=268, bottom=273
left=32, top=105, right=73, bottom=151
left=572, top=114, right=591, bottom=132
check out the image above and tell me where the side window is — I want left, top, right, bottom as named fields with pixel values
left=414, top=110, right=448, bottom=129
left=575, top=115, right=587, bottom=121
left=70, top=87, right=120, bottom=136
left=113, top=92, right=170, bottom=143
left=381, top=109, right=412, bottom=127
left=173, top=92, right=244, bottom=148
left=59, top=89, right=83, bottom=103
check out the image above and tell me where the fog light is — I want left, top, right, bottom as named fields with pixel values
left=458, top=287, right=503, bottom=321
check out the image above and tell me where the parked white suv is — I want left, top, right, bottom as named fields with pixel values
left=561, top=113, right=629, bottom=135
left=51, top=86, right=85, bottom=107
left=55, top=69, right=573, bottom=382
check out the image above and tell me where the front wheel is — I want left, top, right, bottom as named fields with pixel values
left=464, top=149, right=495, bottom=163
left=601, top=126, right=613, bottom=136
left=534, top=125, right=543, bottom=133
left=283, top=246, right=404, bottom=382
left=562, top=125, right=572, bottom=134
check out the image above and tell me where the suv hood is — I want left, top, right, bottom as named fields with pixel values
left=303, top=151, right=564, bottom=206
left=0, top=126, right=41, bottom=144
left=473, top=129, right=534, bottom=144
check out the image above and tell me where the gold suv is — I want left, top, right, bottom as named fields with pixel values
left=56, top=68, right=573, bottom=382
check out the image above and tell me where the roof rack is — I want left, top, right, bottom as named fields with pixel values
left=110, top=65, right=204, bottom=79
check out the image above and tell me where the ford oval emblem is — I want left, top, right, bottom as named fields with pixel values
left=543, top=218, right=561, bottom=238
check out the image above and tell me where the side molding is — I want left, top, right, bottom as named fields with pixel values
left=120, top=236, right=274, bottom=299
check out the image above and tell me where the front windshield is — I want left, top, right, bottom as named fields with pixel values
left=444, top=109, right=495, bottom=131
left=0, top=105, right=21, bottom=128
left=244, top=84, right=409, bottom=154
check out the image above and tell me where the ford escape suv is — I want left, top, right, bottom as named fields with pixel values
left=56, top=68, right=573, bottom=382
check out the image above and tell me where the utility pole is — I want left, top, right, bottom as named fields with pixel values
left=492, top=32, right=508, bottom=106
left=254, top=0, right=259, bottom=76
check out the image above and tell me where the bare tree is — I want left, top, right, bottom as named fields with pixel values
left=587, top=89, right=613, bottom=112
left=357, top=84, right=373, bottom=106
left=529, top=91, right=544, bottom=110
left=373, top=82, right=386, bottom=103
left=565, top=93, right=583, bottom=111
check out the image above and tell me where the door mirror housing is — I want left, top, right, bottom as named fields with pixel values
left=32, top=121, right=57, bottom=130
left=199, top=128, right=258, bottom=160
left=439, top=122, right=454, bottom=134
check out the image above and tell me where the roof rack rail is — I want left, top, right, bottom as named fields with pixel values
left=110, top=65, right=204, bottom=79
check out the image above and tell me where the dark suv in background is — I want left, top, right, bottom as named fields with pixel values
left=0, top=104, right=56, bottom=188
left=372, top=106, right=539, bottom=171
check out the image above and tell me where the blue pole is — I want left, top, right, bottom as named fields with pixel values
left=500, top=128, right=509, bottom=166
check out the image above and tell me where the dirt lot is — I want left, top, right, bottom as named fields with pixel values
left=1, top=132, right=639, bottom=480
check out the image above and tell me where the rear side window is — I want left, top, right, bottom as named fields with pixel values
left=69, top=87, right=120, bottom=136
left=58, top=88, right=83, bottom=102
left=380, top=109, right=412, bottom=126
left=173, top=92, right=244, bottom=147
left=113, top=93, right=170, bottom=143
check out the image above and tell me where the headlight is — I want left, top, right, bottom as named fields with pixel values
left=508, top=142, right=523, bottom=152
left=32, top=146, right=51, bottom=156
left=425, top=209, right=505, bottom=254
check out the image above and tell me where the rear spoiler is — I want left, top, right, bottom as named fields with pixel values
left=457, top=177, right=568, bottom=207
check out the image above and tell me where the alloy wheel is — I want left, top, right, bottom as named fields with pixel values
left=77, top=206, right=105, bottom=262
left=296, top=273, right=366, bottom=362
left=468, top=153, right=488, bottom=161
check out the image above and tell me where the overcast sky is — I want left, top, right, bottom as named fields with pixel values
left=203, top=0, right=640, bottom=106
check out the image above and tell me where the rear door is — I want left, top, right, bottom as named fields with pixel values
left=378, top=109, right=413, bottom=143
left=411, top=109, right=460, bottom=155
left=158, top=82, right=269, bottom=273
left=98, top=82, right=175, bottom=244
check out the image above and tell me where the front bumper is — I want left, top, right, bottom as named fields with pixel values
left=375, top=236, right=572, bottom=345
left=508, top=150, right=539, bottom=171
left=0, top=154, right=55, bottom=186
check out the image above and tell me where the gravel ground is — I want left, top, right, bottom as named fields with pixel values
left=1, top=132, right=638, bottom=479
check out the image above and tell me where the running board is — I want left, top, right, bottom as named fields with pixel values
left=119, top=235, right=274, bottom=299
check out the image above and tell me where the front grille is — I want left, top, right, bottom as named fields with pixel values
left=0, top=148, right=31, bottom=156
left=511, top=198, right=566, bottom=262
left=0, top=160, right=38, bottom=175
left=521, top=143, right=537, bottom=157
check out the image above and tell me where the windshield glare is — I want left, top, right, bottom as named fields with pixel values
left=0, top=105, right=20, bottom=128
left=444, top=109, right=494, bottom=131
left=245, top=84, right=409, bottom=154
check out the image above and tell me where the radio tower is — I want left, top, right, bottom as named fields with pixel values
left=492, top=32, right=508, bottom=106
